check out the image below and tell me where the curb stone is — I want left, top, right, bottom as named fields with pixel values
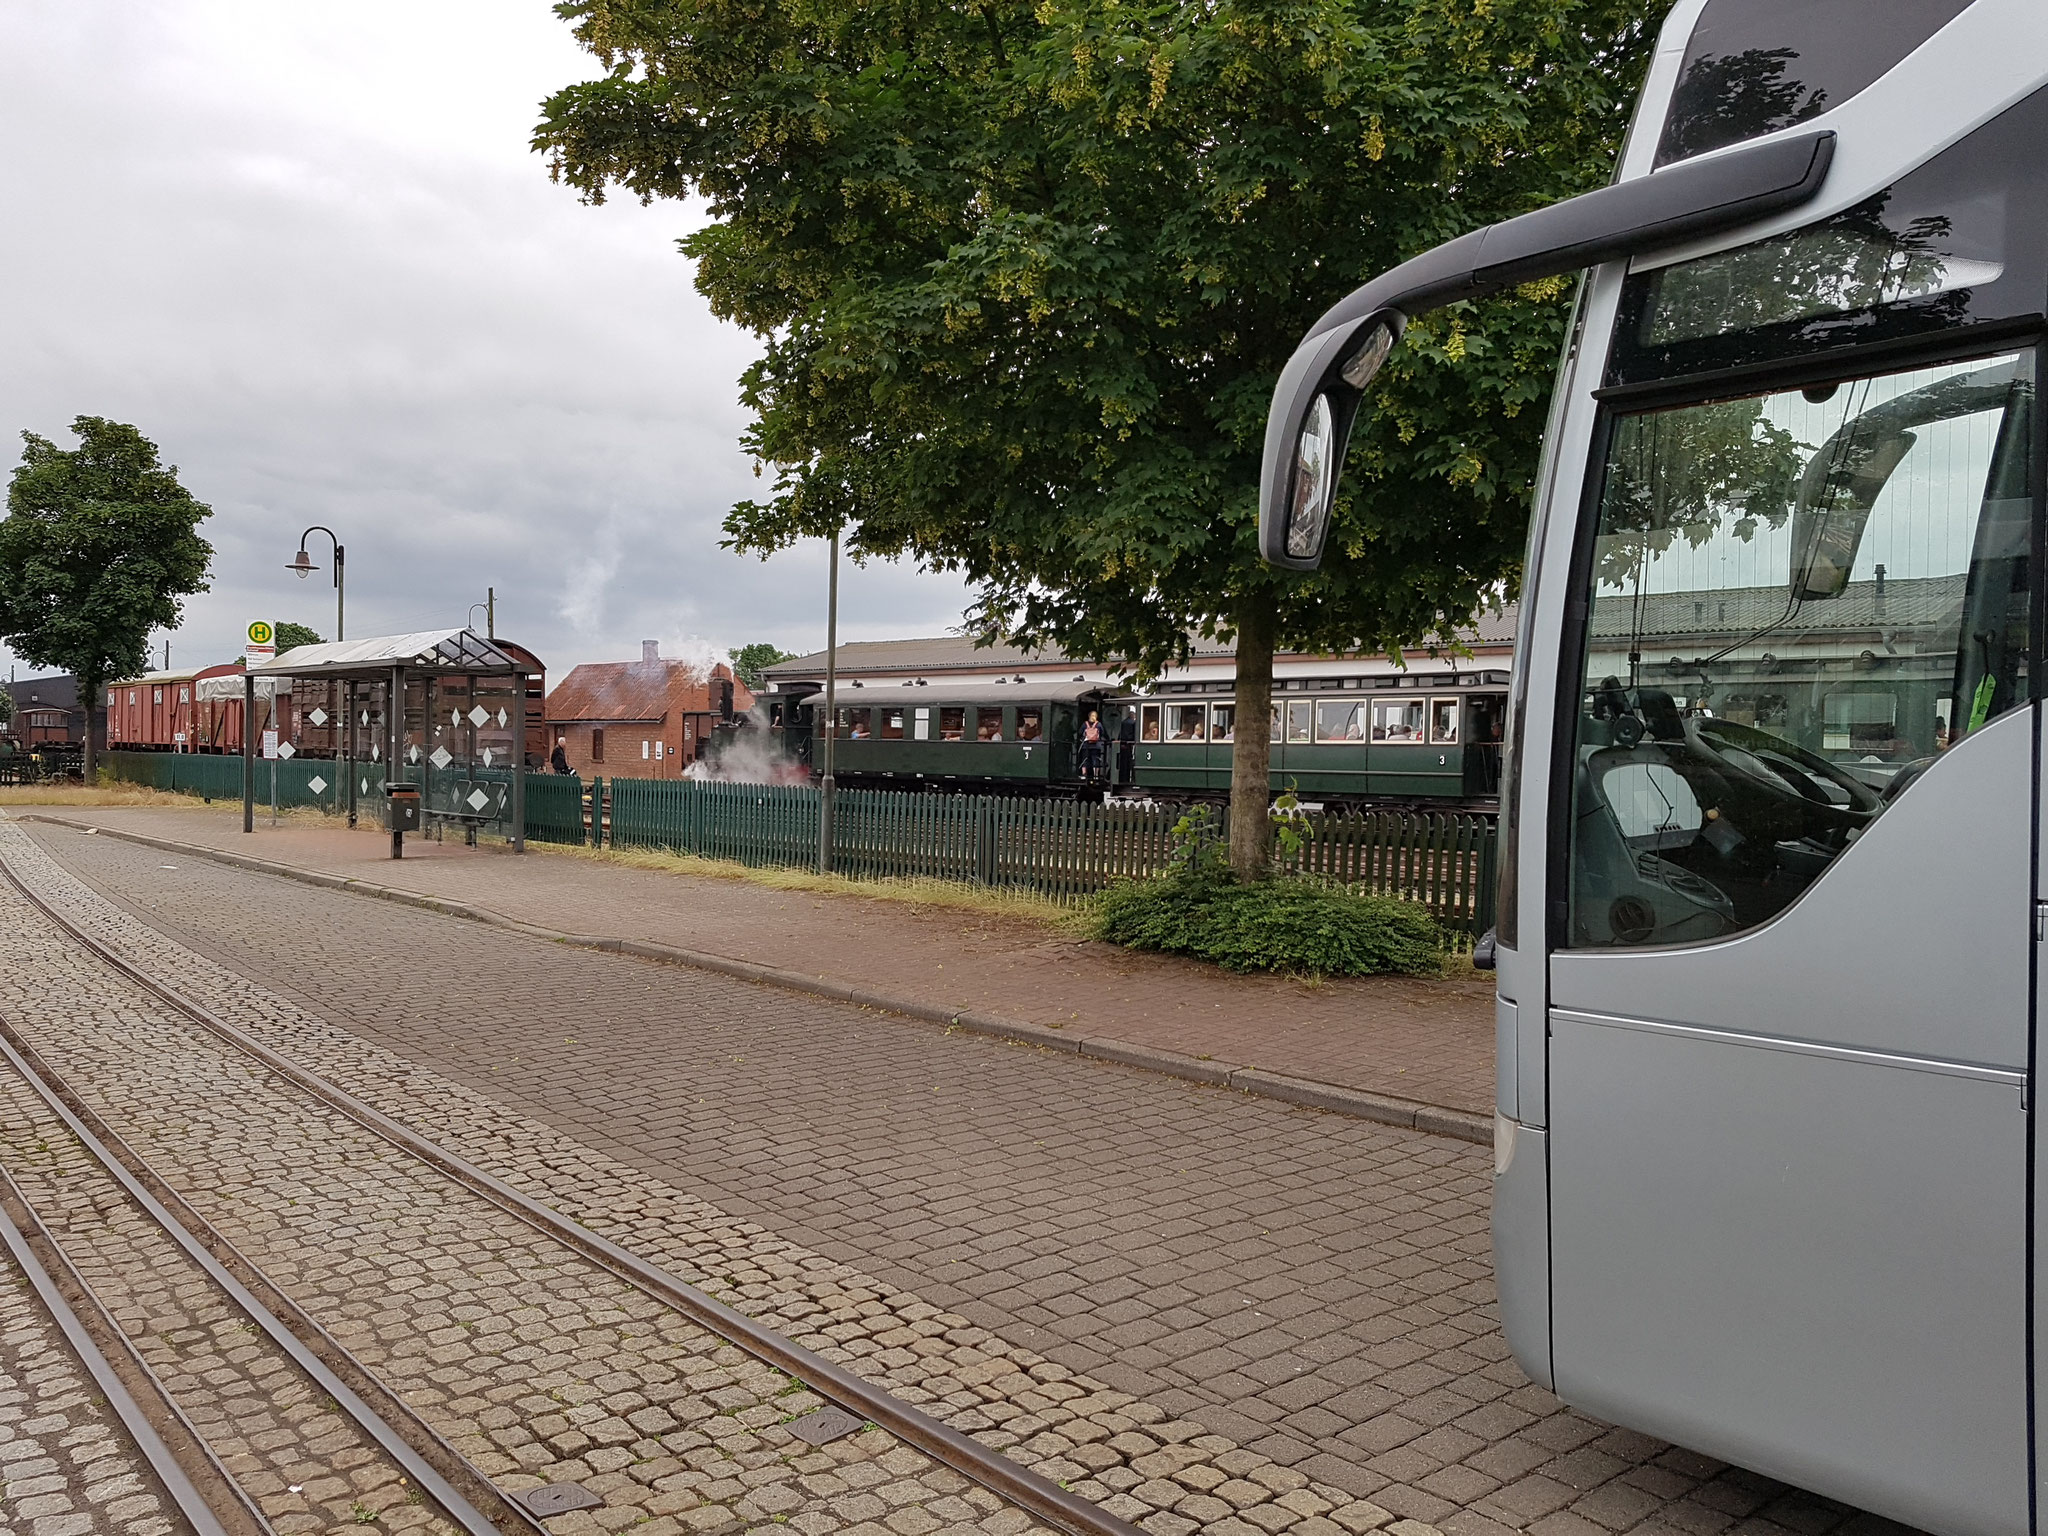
left=20, top=813, right=1492, bottom=1145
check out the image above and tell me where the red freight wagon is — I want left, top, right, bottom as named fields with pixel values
left=105, top=670, right=200, bottom=751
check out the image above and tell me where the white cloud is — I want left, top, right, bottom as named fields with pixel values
left=0, top=1, right=972, bottom=686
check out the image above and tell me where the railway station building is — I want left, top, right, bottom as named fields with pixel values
left=544, top=641, right=753, bottom=777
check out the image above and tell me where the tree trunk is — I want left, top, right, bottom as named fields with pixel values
left=1227, top=591, right=1277, bottom=881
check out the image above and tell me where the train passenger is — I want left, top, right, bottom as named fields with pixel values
left=1018, top=710, right=1042, bottom=741
left=1078, top=711, right=1106, bottom=782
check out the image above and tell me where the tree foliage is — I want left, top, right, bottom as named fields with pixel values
left=731, top=640, right=795, bottom=690
left=0, top=418, right=214, bottom=772
left=274, top=621, right=325, bottom=652
left=537, top=0, right=1659, bottom=867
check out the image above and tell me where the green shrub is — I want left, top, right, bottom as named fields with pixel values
left=1086, top=872, right=1444, bottom=977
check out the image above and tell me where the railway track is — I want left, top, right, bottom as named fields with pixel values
left=0, top=848, right=1134, bottom=1536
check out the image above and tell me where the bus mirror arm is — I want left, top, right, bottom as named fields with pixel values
left=1259, top=129, right=1837, bottom=572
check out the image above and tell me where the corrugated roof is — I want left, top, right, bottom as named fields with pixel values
left=251, top=628, right=534, bottom=676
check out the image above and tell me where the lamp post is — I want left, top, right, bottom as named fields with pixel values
left=818, top=528, right=839, bottom=875
left=286, top=525, right=345, bottom=641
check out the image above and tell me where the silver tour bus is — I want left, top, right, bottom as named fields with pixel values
left=1259, top=3, right=2048, bottom=1533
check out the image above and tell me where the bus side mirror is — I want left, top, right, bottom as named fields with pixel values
left=1258, top=312, right=1404, bottom=571
left=1790, top=431, right=1914, bottom=599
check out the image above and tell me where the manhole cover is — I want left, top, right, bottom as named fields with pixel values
left=520, top=1484, right=602, bottom=1517
left=788, top=1406, right=865, bottom=1446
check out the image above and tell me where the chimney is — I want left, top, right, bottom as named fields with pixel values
left=641, top=640, right=660, bottom=664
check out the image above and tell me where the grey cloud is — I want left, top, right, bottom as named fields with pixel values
left=0, top=1, right=972, bottom=686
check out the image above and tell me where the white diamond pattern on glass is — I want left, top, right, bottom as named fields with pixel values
left=275, top=742, right=296, bottom=759
left=360, top=777, right=369, bottom=794
left=429, top=746, right=454, bottom=770
left=360, top=709, right=370, bottom=726
left=495, top=708, right=508, bottom=727
left=481, top=747, right=494, bottom=767
left=467, top=787, right=491, bottom=811
left=371, top=745, right=381, bottom=761
left=308, top=708, right=329, bottom=727
left=307, top=775, right=328, bottom=795
left=408, top=745, right=420, bottom=763
left=468, top=705, right=490, bottom=727
left=451, top=708, right=462, bottom=725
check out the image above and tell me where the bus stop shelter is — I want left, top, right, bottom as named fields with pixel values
left=244, top=628, right=535, bottom=855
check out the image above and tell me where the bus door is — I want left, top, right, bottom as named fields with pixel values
left=1546, top=352, right=2036, bottom=1536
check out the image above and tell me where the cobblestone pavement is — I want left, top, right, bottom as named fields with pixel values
left=37, top=808, right=1493, bottom=1114
left=0, top=1257, right=173, bottom=1536
left=0, top=830, right=1052, bottom=1536
left=9, top=821, right=1918, bottom=1536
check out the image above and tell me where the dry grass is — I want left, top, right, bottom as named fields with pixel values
left=539, top=839, right=1073, bottom=926
left=0, top=784, right=230, bottom=809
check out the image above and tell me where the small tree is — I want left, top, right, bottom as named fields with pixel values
left=275, top=621, right=325, bottom=652
left=731, top=642, right=795, bottom=691
left=0, top=418, right=213, bottom=776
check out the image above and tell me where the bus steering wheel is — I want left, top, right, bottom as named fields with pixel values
left=1684, top=717, right=1883, bottom=820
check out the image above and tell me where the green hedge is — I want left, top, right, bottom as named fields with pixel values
left=1085, top=872, right=1445, bottom=977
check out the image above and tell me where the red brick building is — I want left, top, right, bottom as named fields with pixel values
left=543, top=642, right=752, bottom=777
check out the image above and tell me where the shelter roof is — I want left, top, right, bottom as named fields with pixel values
left=250, top=628, right=535, bottom=678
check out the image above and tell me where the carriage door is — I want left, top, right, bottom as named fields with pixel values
left=1545, top=353, right=2036, bottom=1536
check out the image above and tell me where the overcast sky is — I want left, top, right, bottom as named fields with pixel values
left=0, top=2, right=975, bottom=684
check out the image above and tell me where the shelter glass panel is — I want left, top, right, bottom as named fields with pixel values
left=1567, top=350, right=2035, bottom=948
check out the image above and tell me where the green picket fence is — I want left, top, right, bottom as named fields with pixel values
left=597, top=776, right=1496, bottom=941
left=104, top=750, right=382, bottom=816
left=524, top=773, right=587, bottom=845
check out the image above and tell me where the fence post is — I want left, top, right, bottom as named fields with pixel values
left=975, top=797, right=996, bottom=886
left=589, top=776, right=604, bottom=849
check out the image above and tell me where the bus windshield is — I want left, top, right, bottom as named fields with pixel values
left=1566, top=349, right=2035, bottom=948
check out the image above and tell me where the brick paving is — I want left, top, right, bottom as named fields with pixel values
left=0, top=1259, right=172, bottom=1536
left=9, top=818, right=1920, bottom=1536
left=36, top=807, right=1493, bottom=1115
left=0, top=830, right=1057, bottom=1536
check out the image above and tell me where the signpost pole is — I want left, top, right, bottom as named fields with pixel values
left=819, top=527, right=839, bottom=875
left=242, top=674, right=254, bottom=834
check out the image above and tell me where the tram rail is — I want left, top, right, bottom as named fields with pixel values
left=0, top=849, right=1140, bottom=1536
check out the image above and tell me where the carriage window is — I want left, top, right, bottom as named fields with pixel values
left=1285, top=700, right=1313, bottom=744
left=1170, top=705, right=1206, bottom=741
left=881, top=708, right=906, bottom=739
left=1372, top=699, right=1427, bottom=741
left=1567, top=350, right=2035, bottom=949
left=839, top=707, right=873, bottom=739
left=1315, top=700, right=1367, bottom=741
left=1430, top=699, right=1459, bottom=744
left=1140, top=705, right=1161, bottom=742
left=1211, top=705, right=1235, bottom=742
left=938, top=706, right=965, bottom=740
left=976, top=707, right=1003, bottom=741
left=1017, top=709, right=1042, bottom=741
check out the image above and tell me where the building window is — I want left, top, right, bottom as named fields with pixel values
left=642, top=739, right=650, bottom=760
left=591, top=728, right=605, bottom=763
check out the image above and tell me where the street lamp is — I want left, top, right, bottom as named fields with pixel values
left=287, top=525, right=345, bottom=641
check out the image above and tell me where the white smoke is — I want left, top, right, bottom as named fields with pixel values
left=685, top=705, right=810, bottom=785
left=656, top=633, right=731, bottom=680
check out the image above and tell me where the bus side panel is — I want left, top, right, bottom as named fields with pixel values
left=1550, top=1021, right=2027, bottom=1536
left=1490, top=1114, right=1550, bottom=1389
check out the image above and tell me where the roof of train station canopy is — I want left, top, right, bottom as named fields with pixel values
left=247, top=628, right=543, bottom=680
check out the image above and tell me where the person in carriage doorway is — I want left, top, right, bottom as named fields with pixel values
left=1078, top=709, right=1107, bottom=784
left=551, top=738, right=572, bottom=775
left=1116, top=711, right=1136, bottom=785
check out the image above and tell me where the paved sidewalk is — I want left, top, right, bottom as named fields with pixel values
left=35, top=806, right=1495, bottom=1118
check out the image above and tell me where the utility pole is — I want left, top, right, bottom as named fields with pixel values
left=819, top=529, right=839, bottom=874
left=487, top=586, right=495, bottom=639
